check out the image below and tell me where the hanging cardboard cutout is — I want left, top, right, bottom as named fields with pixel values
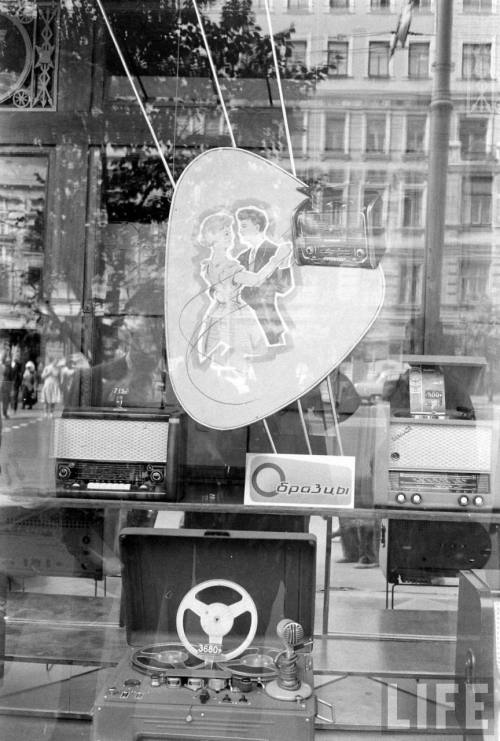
left=166, top=148, right=385, bottom=430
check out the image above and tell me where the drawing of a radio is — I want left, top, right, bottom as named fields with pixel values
left=293, top=198, right=384, bottom=269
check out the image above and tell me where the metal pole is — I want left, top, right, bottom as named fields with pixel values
left=422, top=0, right=454, bottom=354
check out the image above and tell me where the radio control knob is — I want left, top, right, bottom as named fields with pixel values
left=458, top=495, right=470, bottom=507
left=411, top=493, right=422, bottom=505
left=395, top=493, right=406, bottom=504
left=473, top=495, right=484, bottom=507
left=57, top=465, right=72, bottom=480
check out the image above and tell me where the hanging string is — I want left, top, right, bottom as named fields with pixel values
left=95, top=0, right=176, bottom=189
left=191, top=0, right=237, bottom=148
left=297, top=400, right=313, bottom=455
left=262, top=418, right=278, bottom=454
left=326, top=372, right=344, bottom=456
left=264, top=0, right=296, bottom=178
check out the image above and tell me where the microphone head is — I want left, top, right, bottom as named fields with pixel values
left=276, top=618, right=304, bottom=647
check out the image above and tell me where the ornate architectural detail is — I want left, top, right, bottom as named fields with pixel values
left=0, top=1, right=59, bottom=109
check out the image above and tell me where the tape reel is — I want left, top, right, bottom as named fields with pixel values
left=132, top=643, right=205, bottom=675
left=176, top=579, right=258, bottom=662
left=218, top=646, right=280, bottom=680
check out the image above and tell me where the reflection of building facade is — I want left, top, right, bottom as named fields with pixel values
left=0, top=1, right=498, bottom=378
left=243, top=1, right=500, bottom=367
left=0, top=160, right=46, bottom=328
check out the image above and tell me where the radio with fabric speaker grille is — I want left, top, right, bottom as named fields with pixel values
left=375, top=417, right=499, bottom=511
left=52, top=407, right=184, bottom=500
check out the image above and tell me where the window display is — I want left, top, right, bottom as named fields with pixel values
left=0, top=1, right=500, bottom=739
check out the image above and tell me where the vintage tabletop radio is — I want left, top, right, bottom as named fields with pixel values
left=92, top=527, right=325, bottom=741
left=375, top=356, right=498, bottom=511
left=52, top=407, right=184, bottom=501
left=382, top=417, right=499, bottom=511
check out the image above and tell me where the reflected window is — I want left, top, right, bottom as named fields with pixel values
left=459, top=258, right=490, bottom=304
left=406, top=114, right=426, bottom=154
left=462, top=176, right=492, bottom=226
left=327, top=41, right=348, bottom=76
left=175, top=109, right=205, bottom=139
left=413, top=0, right=431, bottom=9
left=365, top=115, right=387, bottom=153
left=363, top=187, right=385, bottom=228
left=289, top=40, right=307, bottom=65
left=0, top=155, right=46, bottom=313
left=408, top=42, right=430, bottom=79
left=286, top=110, right=306, bottom=155
left=462, top=43, right=491, bottom=80
left=330, top=0, right=349, bottom=7
left=324, top=113, right=346, bottom=153
left=287, top=0, right=310, bottom=9
left=459, top=117, right=488, bottom=158
left=322, top=187, right=346, bottom=227
left=402, top=188, right=424, bottom=228
left=368, top=42, right=390, bottom=77
left=371, top=0, right=390, bottom=9
left=399, top=263, right=422, bottom=305
left=463, top=0, right=492, bottom=11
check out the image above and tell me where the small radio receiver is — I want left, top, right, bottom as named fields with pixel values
left=375, top=417, right=499, bottom=511
left=53, top=406, right=184, bottom=500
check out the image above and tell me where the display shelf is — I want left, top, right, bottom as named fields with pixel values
left=2, top=493, right=500, bottom=524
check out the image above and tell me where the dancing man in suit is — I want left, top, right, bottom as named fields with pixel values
left=233, top=207, right=293, bottom=347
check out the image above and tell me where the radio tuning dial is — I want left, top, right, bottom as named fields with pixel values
left=458, top=495, right=470, bottom=507
left=473, top=495, right=484, bottom=507
left=395, top=493, right=406, bottom=504
left=411, top=493, right=422, bottom=505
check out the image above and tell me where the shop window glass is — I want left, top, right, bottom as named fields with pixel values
left=327, top=41, right=348, bottom=76
left=368, top=41, right=390, bottom=77
left=462, top=175, right=492, bottom=225
left=3, top=3, right=500, bottom=736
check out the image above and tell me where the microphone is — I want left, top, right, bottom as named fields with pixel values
left=276, top=619, right=304, bottom=649
left=266, top=618, right=313, bottom=700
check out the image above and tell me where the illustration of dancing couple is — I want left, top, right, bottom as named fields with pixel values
left=196, top=205, right=294, bottom=390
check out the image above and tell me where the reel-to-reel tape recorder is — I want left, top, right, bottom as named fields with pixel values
left=92, top=528, right=326, bottom=741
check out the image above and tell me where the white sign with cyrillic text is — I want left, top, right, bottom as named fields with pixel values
left=244, top=453, right=355, bottom=509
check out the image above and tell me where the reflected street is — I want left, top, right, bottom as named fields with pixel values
left=0, top=408, right=55, bottom=495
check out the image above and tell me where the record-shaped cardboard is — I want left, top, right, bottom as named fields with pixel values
left=165, top=148, right=385, bottom=430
